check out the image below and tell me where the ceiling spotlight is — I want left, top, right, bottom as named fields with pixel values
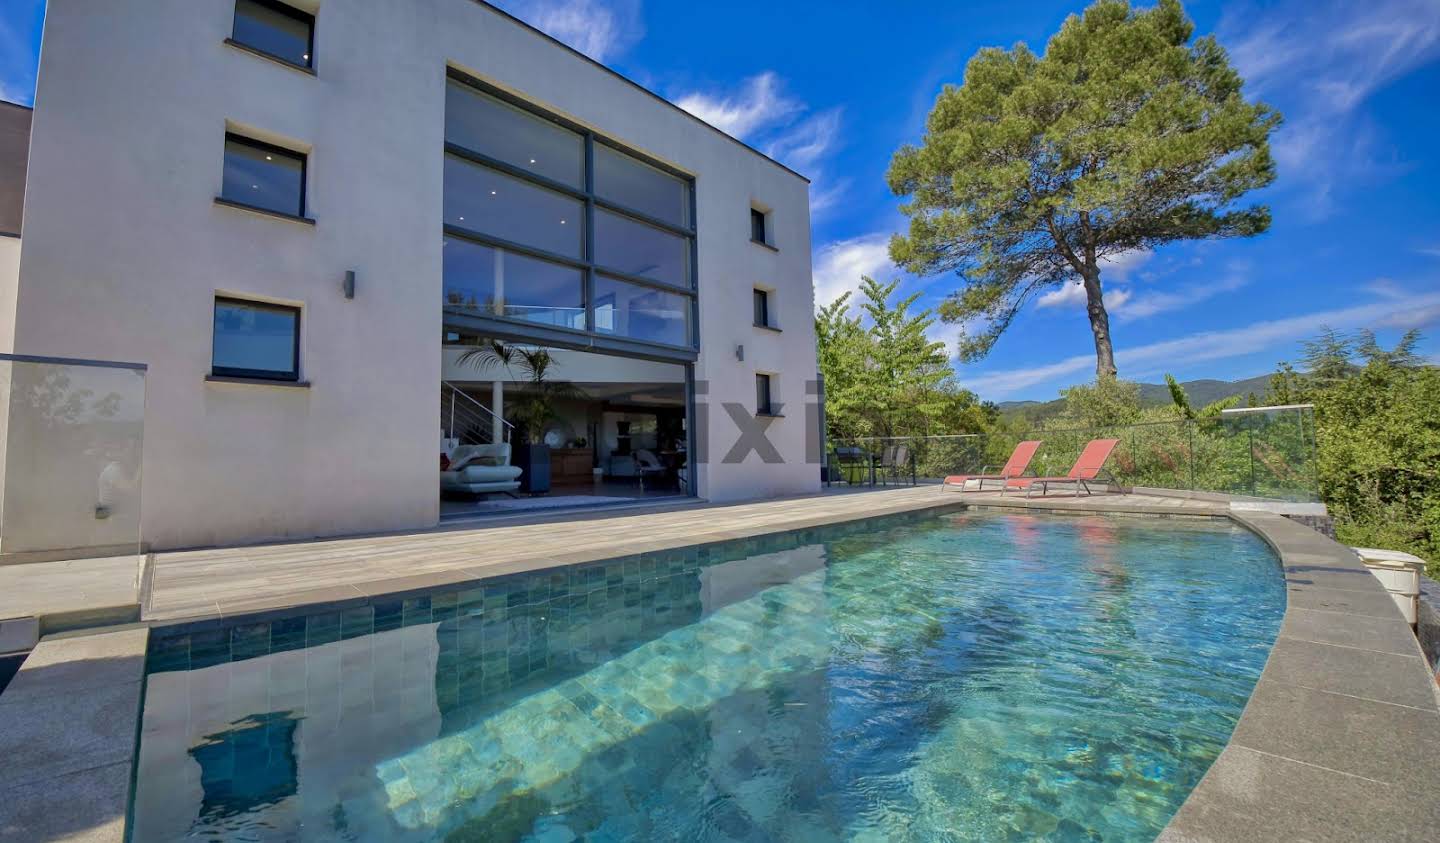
left=529, top=158, right=536, bottom=164
left=265, top=155, right=273, bottom=161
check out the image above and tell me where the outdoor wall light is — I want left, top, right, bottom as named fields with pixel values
left=342, top=270, right=356, bottom=300
left=736, top=344, right=744, bottom=361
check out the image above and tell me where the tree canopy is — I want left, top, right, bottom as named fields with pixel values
left=816, top=277, right=992, bottom=440
left=887, top=0, right=1280, bottom=378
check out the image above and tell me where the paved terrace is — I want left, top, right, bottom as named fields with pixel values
left=144, top=488, right=1220, bottom=624
left=2, top=486, right=1438, bottom=841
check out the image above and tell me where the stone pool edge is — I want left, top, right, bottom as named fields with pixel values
left=1158, top=510, right=1440, bottom=842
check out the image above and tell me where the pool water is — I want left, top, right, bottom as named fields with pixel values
left=132, top=510, right=1284, bottom=842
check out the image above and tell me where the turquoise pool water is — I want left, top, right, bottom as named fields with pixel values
left=132, top=509, right=1284, bottom=842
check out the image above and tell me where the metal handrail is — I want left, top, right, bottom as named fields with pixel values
left=442, top=381, right=514, bottom=444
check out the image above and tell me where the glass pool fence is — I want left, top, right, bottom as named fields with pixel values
left=826, top=404, right=1318, bottom=503
left=0, top=353, right=147, bottom=563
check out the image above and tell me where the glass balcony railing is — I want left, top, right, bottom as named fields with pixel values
left=0, top=354, right=146, bottom=562
left=826, top=404, right=1319, bottom=503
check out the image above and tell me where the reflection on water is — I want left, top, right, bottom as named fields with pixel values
left=133, top=511, right=1283, bottom=842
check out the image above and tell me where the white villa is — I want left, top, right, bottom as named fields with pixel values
left=0, top=0, right=820, bottom=556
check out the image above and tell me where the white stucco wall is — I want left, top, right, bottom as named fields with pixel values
left=0, top=235, right=18, bottom=354
left=12, top=0, right=818, bottom=550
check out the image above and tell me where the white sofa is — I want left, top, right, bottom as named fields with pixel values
left=440, top=443, right=522, bottom=495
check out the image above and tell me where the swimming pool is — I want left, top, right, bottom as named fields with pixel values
left=131, top=509, right=1284, bottom=842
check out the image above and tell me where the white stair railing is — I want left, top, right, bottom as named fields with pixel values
left=442, top=381, right=513, bottom=445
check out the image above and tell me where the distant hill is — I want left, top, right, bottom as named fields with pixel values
left=995, top=373, right=1274, bottom=419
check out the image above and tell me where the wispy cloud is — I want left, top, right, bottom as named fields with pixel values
left=812, top=234, right=894, bottom=311
left=1036, top=256, right=1248, bottom=323
left=675, top=72, right=802, bottom=138
left=1417, top=244, right=1440, bottom=258
left=1221, top=0, right=1440, bottom=218
left=1035, top=250, right=1153, bottom=310
left=964, top=284, right=1440, bottom=399
left=675, top=72, right=845, bottom=214
left=492, top=0, right=645, bottom=64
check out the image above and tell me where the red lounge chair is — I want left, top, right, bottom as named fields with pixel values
left=942, top=440, right=1042, bottom=491
left=1004, top=438, right=1120, bottom=497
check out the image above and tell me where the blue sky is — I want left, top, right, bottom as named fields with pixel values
left=3, top=0, right=1438, bottom=401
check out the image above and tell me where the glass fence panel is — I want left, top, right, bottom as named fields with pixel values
left=0, top=355, right=146, bottom=561
left=826, top=405, right=1318, bottom=502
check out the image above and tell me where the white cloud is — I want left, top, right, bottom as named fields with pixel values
left=1036, top=255, right=1248, bottom=322
left=963, top=285, right=1440, bottom=399
left=1035, top=250, right=1151, bottom=309
left=1221, top=0, right=1440, bottom=218
left=492, top=0, right=644, bottom=64
left=675, top=72, right=802, bottom=139
left=1417, top=245, right=1440, bottom=258
left=812, top=234, right=894, bottom=311
left=763, top=107, right=842, bottom=172
left=676, top=73, right=846, bottom=215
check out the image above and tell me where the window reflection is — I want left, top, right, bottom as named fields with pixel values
left=444, top=155, right=584, bottom=259
left=443, top=237, right=585, bottom=330
left=222, top=136, right=305, bottom=217
left=445, top=81, right=584, bottom=188
left=594, top=276, right=690, bottom=346
left=594, top=210, right=689, bottom=288
left=594, top=144, right=690, bottom=227
left=232, top=0, right=313, bottom=68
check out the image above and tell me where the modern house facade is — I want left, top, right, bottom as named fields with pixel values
left=0, top=0, right=820, bottom=552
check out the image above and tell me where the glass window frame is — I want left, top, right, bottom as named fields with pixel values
left=443, top=69, right=698, bottom=353
left=221, top=132, right=308, bottom=219
left=751, top=208, right=768, bottom=244
left=753, top=288, right=770, bottom=328
left=211, top=296, right=302, bottom=382
left=756, top=373, right=773, bottom=415
left=230, top=0, right=315, bottom=71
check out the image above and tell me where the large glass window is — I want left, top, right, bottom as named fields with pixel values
left=443, top=237, right=585, bottom=330
left=444, top=155, right=583, bottom=258
left=222, top=134, right=306, bottom=218
left=594, top=210, right=689, bottom=288
left=212, top=297, right=300, bottom=381
left=443, top=73, right=697, bottom=349
left=231, top=0, right=313, bottom=69
left=445, top=81, right=583, bottom=188
left=594, top=144, right=690, bottom=227
left=594, top=276, right=690, bottom=346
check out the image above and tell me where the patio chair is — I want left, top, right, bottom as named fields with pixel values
left=877, top=444, right=914, bottom=486
left=942, top=440, right=1041, bottom=492
left=1004, top=438, right=1120, bottom=497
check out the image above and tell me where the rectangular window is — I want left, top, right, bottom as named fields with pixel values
left=221, top=134, right=306, bottom=218
left=445, top=81, right=583, bottom=189
left=751, top=208, right=768, bottom=244
left=594, top=209, right=689, bottom=288
left=594, top=143, right=690, bottom=227
left=231, top=0, right=314, bottom=69
left=212, top=297, right=300, bottom=381
left=594, top=275, right=691, bottom=347
left=442, top=236, right=585, bottom=330
left=756, top=374, right=773, bottom=415
left=753, top=288, right=770, bottom=328
left=444, top=154, right=583, bottom=259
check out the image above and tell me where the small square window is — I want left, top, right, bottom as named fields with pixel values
left=213, top=297, right=301, bottom=381
left=750, top=208, right=768, bottom=245
left=232, top=0, right=314, bottom=69
left=756, top=374, right=773, bottom=416
left=753, top=288, right=771, bottom=328
left=221, top=134, right=307, bottom=218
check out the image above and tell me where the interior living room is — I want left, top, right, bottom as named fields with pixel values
left=440, top=333, right=690, bottom=520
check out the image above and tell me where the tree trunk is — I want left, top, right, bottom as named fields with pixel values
left=1081, top=268, right=1118, bottom=379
